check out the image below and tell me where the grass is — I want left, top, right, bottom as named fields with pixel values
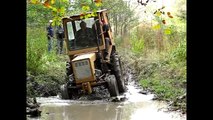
left=27, top=26, right=68, bottom=97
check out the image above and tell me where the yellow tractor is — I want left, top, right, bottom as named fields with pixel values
left=60, top=9, right=126, bottom=99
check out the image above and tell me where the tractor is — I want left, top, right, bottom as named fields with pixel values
left=60, top=9, right=126, bottom=99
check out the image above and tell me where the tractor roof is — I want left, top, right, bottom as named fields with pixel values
left=63, top=9, right=108, bottom=19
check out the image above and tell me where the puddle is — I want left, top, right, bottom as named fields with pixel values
left=27, top=71, right=186, bottom=120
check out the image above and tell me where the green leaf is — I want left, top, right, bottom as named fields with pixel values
left=58, top=6, right=66, bottom=15
left=61, top=0, right=69, bottom=2
left=52, top=16, right=62, bottom=26
left=90, top=12, right=97, bottom=17
left=51, top=7, right=57, bottom=12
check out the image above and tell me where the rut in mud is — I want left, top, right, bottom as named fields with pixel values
left=27, top=68, right=186, bottom=120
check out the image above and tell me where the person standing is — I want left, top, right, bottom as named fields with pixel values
left=46, top=20, right=54, bottom=52
left=56, top=24, right=64, bottom=54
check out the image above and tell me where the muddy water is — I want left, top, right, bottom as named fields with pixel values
left=28, top=73, right=186, bottom=120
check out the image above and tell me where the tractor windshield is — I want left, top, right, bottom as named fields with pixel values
left=66, top=18, right=103, bottom=51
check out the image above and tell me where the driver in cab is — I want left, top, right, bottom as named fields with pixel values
left=75, top=21, right=95, bottom=46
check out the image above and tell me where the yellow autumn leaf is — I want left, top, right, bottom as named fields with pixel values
left=95, top=2, right=102, bottom=7
left=60, top=7, right=66, bottom=14
left=50, top=0, right=55, bottom=4
left=80, top=16, right=84, bottom=19
left=164, top=29, right=171, bottom=35
left=90, top=12, right=97, bottom=17
left=155, top=11, right=161, bottom=17
left=152, top=24, right=161, bottom=30
left=84, top=15, right=89, bottom=19
left=87, top=14, right=92, bottom=18
left=90, top=12, right=95, bottom=17
left=31, top=0, right=39, bottom=4
left=82, top=6, right=90, bottom=11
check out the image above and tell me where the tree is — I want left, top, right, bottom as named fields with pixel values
left=102, top=0, right=139, bottom=37
left=28, top=0, right=73, bottom=26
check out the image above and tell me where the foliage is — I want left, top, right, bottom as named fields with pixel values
left=116, top=1, right=186, bottom=112
left=27, top=25, right=67, bottom=97
left=140, top=78, right=185, bottom=100
left=27, top=2, right=53, bottom=26
left=29, top=0, right=103, bottom=26
left=27, top=27, right=46, bottom=74
left=130, top=30, right=145, bottom=55
left=77, top=0, right=102, bottom=16
left=173, top=0, right=186, bottom=20
left=102, top=0, right=139, bottom=36
left=152, top=6, right=174, bottom=35
left=27, top=27, right=60, bottom=75
left=29, top=0, right=71, bottom=26
left=169, top=37, right=186, bottom=63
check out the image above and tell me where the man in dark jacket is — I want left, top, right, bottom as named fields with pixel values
left=46, top=20, right=54, bottom=52
left=56, top=24, right=64, bottom=54
left=75, top=21, right=96, bottom=47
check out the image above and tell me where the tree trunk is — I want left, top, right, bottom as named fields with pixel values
left=114, top=14, right=118, bottom=36
left=120, top=25, right=123, bottom=36
left=124, top=24, right=128, bottom=35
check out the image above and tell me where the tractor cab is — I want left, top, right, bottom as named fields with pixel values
left=63, top=9, right=114, bottom=58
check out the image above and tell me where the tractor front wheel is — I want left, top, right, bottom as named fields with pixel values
left=60, top=84, right=70, bottom=99
left=111, top=54, right=126, bottom=93
left=106, top=75, right=119, bottom=97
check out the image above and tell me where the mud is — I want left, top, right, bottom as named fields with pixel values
left=27, top=69, right=186, bottom=120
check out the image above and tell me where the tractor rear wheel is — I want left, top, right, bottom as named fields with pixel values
left=111, top=54, right=126, bottom=93
left=106, top=75, right=119, bottom=97
left=66, top=61, right=72, bottom=77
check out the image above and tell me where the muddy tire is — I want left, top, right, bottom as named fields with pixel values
left=111, top=54, right=126, bottom=93
left=66, top=61, right=71, bottom=77
left=60, top=84, right=70, bottom=99
left=106, top=75, right=119, bottom=97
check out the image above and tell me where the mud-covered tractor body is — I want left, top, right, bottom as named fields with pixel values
left=60, top=9, right=126, bottom=99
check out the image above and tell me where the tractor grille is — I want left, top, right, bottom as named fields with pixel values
left=73, top=59, right=92, bottom=80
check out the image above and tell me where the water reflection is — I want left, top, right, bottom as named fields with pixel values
left=37, top=103, right=131, bottom=120
left=28, top=99, right=185, bottom=120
